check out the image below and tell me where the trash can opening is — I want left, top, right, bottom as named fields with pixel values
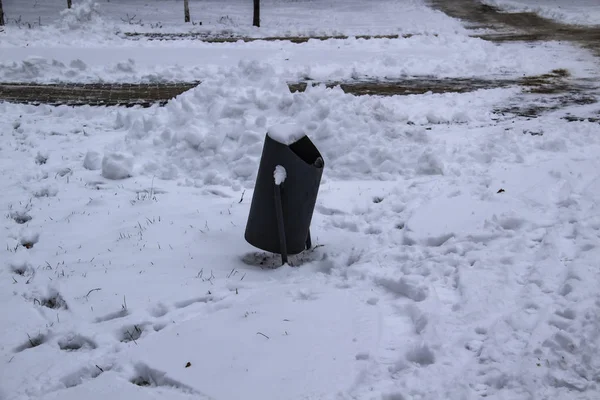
left=289, top=136, right=325, bottom=168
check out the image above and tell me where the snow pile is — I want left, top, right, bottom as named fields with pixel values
left=83, top=151, right=102, bottom=170
left=1, top=36, right=597, bottom=83
left=60, top=0, right=104, bottom=31
left=0, top=58, right=71, bottom=82
left=101, top=152, right=133, bottom=179
left=268, top=123, right=305, bottom=145
left=482, top=0, right=600, bottom=26
left=0, top=0, right=117, bottom=47
left=115, top=61, right=520, bottom=188
left=274, top=165, right=287, bottom=185
left=416, top=151, right=445, bottom=176
left=0, top=57, right=199, bottom=84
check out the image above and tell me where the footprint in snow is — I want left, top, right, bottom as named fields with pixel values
left=241, top=249, right=323, bottom=268
left=382, top=392, right=407, bottom=400
left=19, top=232, right=40, bottom=249
left=173, top=295, right=213, bottom=309
left=35, top=152, right=48, bottom=165
left=547, top=307, right=577, bottom=331
left=542, top=331, right=577, bottom=354
left=329, top=217, right=360, bottom=232
left=119, top=323, right=148, bottom=343
left=9, top=261, right=35, bottom=277
left=95, top=309, right=130, bottom=323
left=14, top=333, right=49, bottom=353
left=130, top=363, right=196, bottom=392
left=292, top=288, right=318, bottom=301
left=148, top=303, right=169, bottom=318
left=365, top=225, right=383, bottom=235
left=61, top=364, right=110, bottom=389
left=376, top=275, right=429, bottom=302
left=315, top=204, right=347, bottom=216
left=58, top=333, right=97, bottom=351
left=35, top=290, right=68, bottom=310
left=405, top=344, right=436, bottom=366
left=33, top=185, right=58, bottom=198
left=10, top=211, right=32, bottom=224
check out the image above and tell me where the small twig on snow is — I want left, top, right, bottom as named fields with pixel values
left=126, top=330, right=138, bottom=345
left=257, top=332, right=270, bottom=339
left=85, top=288, right=101, bottom=299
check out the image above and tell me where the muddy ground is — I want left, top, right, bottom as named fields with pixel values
left=428, top=0, right=600, bottom=56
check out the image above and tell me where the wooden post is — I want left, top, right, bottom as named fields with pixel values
left=253, top=0, right=260, bottom=27
left=0, top=0, right=5, bottom=26
left=67, top=0, right=72, bottom=9
left=184, top=0, right=190, bottom=23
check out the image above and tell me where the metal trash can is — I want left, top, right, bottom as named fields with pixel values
left=245, top=126, right=324, bottom=264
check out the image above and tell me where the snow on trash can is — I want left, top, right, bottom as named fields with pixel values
left=245, top=124, right=324, bottom=264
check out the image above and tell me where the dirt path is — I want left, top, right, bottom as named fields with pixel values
left=1, top=79, right=502, bottom=107
left=123, top=33, right=409, bottom=43
left=425, top=0, right=600, bottom=117
left=0, top=82, right=199, bottom=107
left=0, top=71, right=585, bottom=107
left=428, top=0, right=600, bottom=55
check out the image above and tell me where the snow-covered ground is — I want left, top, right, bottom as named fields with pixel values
left=482, top=0, right=600, bottom=26
left=2, top=32, right=598, bottom=86
left=1, top=0, right=598, bottom=84
left=2, top=38, right=598, bottom=84
left=2, top=1, right=600, bottom=400
left=4, top=65, right=600, bottom=400
left=1, top=0, right=467, bottom=37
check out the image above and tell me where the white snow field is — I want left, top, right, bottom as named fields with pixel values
left=2, top=0, right=599, bottom=84
left=482, top=0, right=600, bottom=26
left=2, top=1, right=600, bottom=400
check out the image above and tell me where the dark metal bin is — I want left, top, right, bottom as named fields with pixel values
left=245, top=132, right=324, bottom=263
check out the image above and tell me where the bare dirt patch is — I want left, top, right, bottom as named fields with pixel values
left=123, top=32, right=411, bottom=43
left=0, top=82, right=199, bottom=107
left=428, top=0, right=600, bottom=56
left=1, top=69, right=589, bottom=107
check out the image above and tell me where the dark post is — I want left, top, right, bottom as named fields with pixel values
left=0, top=0, right=4, bottom=26
left=67, top=0, right=72, bottom=9
left=274, top=184, right=288, bottom=264
left=245, top=132, right=324, bottom=266
left=184, top=0, right=190, bottom=23
left=253, top=0, right=260, bottom=27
